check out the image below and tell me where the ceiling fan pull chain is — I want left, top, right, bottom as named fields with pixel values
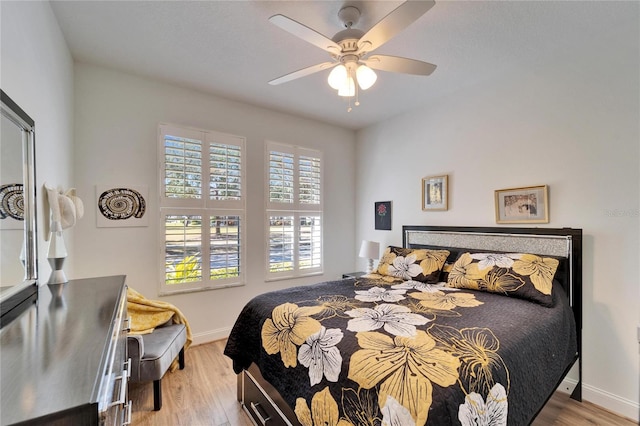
left=349, top=66, right=356, bottom=112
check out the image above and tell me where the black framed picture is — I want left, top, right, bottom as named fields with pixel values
left=374, top=201, right=392, bottom=230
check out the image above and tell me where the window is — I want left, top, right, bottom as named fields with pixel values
left=159, top=124, right=245, bottom=294
left=266, top=141, right=322, bottom=279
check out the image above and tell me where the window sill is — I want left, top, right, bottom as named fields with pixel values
left=159, top=281, right=245, bottom=297
left=264, top=270, right=324, bottom=283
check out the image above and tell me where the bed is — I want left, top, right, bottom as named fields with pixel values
left=224, top=225, right=582, bottom=426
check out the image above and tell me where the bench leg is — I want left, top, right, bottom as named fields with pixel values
left=179, top=347, right=185, bottom=370
left=153, top=379, right=162, bottom=411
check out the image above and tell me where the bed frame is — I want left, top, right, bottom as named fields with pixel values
left=237, top=225, right=582, bottom=425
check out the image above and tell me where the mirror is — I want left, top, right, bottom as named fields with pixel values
left=0, top=89, right=38, bottom=320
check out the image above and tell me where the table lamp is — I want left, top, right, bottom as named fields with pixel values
left=358, top=240, right=380, bottom=274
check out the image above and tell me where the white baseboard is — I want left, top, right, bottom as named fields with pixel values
left=191, top=326, right=232, bottom=346
left=557, top=377, right=578, bottom=395
left=559, top=377, right=639, bottom=422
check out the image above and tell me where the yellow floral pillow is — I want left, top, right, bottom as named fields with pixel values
left=376, top=246, right=450, bottom=283
left=447, top=252, right=559, bottom=307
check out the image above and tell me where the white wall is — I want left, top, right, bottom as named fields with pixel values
left=355, top=5, right=640, bottom=421
left=3, top=0, right=638, bottom=421
left=0, top=1, right=75, bottom=284
left=72, top=63, right=356, bottom=343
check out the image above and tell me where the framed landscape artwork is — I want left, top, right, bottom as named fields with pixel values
left=495, top=185, right=549, bottom=224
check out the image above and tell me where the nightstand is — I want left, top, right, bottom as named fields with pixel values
left=342, top=271, right=366, bottom=279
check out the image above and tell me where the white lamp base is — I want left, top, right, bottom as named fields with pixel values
left=47, top=257, right=68, bottom=285
left=366, top=259, right=374, bottom=274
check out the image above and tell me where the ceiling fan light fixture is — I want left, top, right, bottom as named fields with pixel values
left=269, top=1, right=438, bottom=111
left=328, top=65, right=348, bottom=90
left=356, top=64, right=377, bottom=90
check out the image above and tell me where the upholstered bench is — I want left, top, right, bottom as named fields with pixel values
left=127, top=322, right=187, bottom=411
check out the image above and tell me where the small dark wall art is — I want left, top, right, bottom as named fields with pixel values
left=374, top=201, right=392, bottom=230
left=96, top=185, right=149, bottom=227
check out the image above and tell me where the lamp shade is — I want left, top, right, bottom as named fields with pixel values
left=358, top=240, right=380, bottom=260
left=338, top=76, right=355, bottom=97
left=328, top=65, right=347, bottom=90
left=356, top=65, right=377, bottom=90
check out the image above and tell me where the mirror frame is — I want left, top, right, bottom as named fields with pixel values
left=0, top=89, right=38, bottom=324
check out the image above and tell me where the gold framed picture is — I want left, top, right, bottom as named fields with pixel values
left=422, top=175, right=448, bottom=211
left=495, top=185, right=549, bottom=224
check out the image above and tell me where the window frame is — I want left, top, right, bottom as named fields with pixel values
left=265, top=140, right=323, bottom=281
left=158, top=123, right=246, bottom=295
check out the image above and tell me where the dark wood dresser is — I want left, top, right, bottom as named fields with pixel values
left=0, top=275, right=130, bottom=425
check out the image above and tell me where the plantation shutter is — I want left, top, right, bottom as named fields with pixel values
left=268, top=147, right=295, bottom=205
left=164, top=214, right=203, bottom=284
left=159, top=124, right=246, bottom=295
left=298, top=215, right=321, bottom=270
left=266, top=140, right=323, bottom=279
left=210, top=144, right=241, bottom=200
left=298, top=152, right=321, bottom=205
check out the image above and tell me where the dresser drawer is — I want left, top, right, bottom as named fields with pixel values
left=98, top=284, right=131, bottom=426
left=242, top=371, right=291, bottom=426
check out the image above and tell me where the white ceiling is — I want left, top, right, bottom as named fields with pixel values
left=49, top=1, right=626, bottom=130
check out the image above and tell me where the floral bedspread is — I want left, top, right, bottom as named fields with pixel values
left=224, top=276, right=576, bottom=426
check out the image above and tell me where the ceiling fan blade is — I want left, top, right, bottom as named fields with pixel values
left=362, top=55, right=437, bottom=75
left=357, top=1, right=435, bottom=53
left=269, top=62, right=338, bottom=85
left=269, top=14, right=342, bottom=54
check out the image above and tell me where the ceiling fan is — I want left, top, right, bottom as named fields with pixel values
left=268, top=1, right=437, bottom=110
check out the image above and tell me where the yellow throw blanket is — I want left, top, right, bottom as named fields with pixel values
left=127, top=287, right=193, bottom=371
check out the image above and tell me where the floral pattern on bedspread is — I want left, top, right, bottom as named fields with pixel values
left=224, top=275, right=576, bottom=426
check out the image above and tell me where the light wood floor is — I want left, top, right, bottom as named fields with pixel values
left=130, top=340, right=636, bottom=426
